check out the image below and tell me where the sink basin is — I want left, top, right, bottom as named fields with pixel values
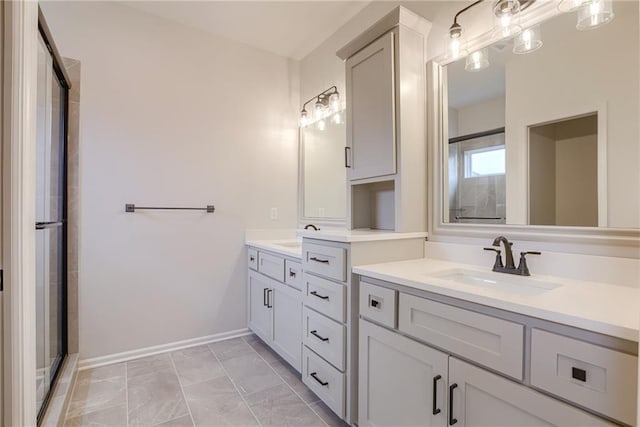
left=430, top=268, right=561, bottom=296
left=274, top=241, right=302, bottom=249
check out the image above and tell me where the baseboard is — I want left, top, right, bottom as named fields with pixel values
left=78, top=328, right=251, bottom=370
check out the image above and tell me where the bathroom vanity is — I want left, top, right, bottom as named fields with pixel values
left=354, top=259, right=638, bottom=426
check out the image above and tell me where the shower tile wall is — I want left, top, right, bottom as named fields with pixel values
left=63, top=57, right=80, bottom=354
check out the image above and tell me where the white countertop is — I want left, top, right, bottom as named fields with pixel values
left=354, top=258, right=640, bottom=342
left=296, top=228, right=428, bottom=243
left=246, top=239, right=302, bottom=259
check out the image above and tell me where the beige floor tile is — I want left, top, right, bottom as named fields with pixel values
left=171, top=346, right=226, bottom=386
left=209, top=337, right=255, bottom=361
left=220, top=352, right=283, bottom=396
left=64, top=404, right=127, bottom=427
left=66, top=375, right=126, bottom=418
left=127, top=353, right=175, bottom=379
left=246, top=383, right=325, bottom=427
left=271, top=360, right=320, bottom=405
left=310, top=400, right=348, bottom=427
left=183, top=376, right=258, bottom=427
left=154, top=414, right=195, bottom=427
left=127, top=370, right=189, bottom=426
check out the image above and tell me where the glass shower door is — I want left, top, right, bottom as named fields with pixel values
left=36, top=32, right=67, bottom=418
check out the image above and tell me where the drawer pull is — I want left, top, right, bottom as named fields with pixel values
left=266, top=289, right=273, bottom=308
left=310, top=291, right=329, bottom=300
left=449, top=383, right=458, bottom=425
left=263, top=288, right=268, bottom=306
left=250, top=256, right=255, bottom=262
left=310, top=257, right=330, bottom=264
left=310, top=372, right=329, bottom=386
left=370, top=298, right=380, bottom=309
left=289, top=270, right=296, bottom=278
left=572, top=367, right=587, bottom=382
left=432, top=375, right=442, bottom=415
left=310, top=330, right=329, bottom=342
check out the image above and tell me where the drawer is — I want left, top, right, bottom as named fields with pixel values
left=302, top=346, right=345, bottom=419
left=398, top=293, right=524, bottom=380
left=284, top=259, right=303, bottom=291
left=302, top=243, right=346, bottom=282
left=303, top=273, right=346, bottom=323
left=359, top=281, right=397, bottom=328
left=248, top=248, right=258, bottom=270
left=258, top=251, right=284, bottom=282
left=303, top=306, right=346, bottom=371
left=530, top=329, right=638, bottom=425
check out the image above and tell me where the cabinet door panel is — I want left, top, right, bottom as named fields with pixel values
left=248, top=271, right=272, bottom=343
left=272, top=281, right=302, bottom=372
left=359, top=320, right=448, bottom=427
left=448, top=358, right=614, bottom=427
left=346, top=31, right=396, bottom=181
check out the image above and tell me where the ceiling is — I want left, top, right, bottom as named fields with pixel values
left=122, top=1, right=371, bottom=60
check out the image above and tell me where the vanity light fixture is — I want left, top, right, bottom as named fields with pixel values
left=466, top=48, right=490, bottom=71
left=576, top=0, right=614, bottom=30
left=513, top=24, right=543, bottom=53
left=558, top=0, right=592, bottom=12
left=492, top=0, right=523, bottom=38
left=300, top=86, right=340, bottom=128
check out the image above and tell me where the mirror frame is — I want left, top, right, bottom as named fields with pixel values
left=297, top=126, right=347, bottom=227
left=426, top=1, right=640, bottom=257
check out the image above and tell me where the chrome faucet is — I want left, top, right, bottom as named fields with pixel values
left=484, top=236, right=541, bottom=276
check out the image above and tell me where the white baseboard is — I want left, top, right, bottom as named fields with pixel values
left=78, top=328, right=252, bottom=370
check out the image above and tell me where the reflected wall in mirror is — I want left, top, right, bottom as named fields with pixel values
left=444, top=0, right=639, bottom=228
left=301, top=111, right=347, bottom=220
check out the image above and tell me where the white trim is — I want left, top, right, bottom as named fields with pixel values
left=78, top=328, right=252, bottom=371
left=3, top=1, right=39, bottom=426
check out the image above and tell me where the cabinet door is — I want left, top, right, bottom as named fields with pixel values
left=359, top=320, right=448, bottom=427
left=448, top=358, right=614, bottom=427
left=271, top=281, right=302, bottom=372
left=248, top=270, right=272, bottom=344
left=346, top=31, right=396, bottom=181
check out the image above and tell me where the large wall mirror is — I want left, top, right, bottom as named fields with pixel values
left=442, top=0, right=638, bottom=229
left=300, top=111, right=347, bottom=222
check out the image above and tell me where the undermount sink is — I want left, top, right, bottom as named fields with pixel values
left=429, top=268, right=561, bottom=296
left=274, top=241, right=302, bottom=249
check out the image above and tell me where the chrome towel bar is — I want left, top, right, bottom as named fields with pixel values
left=125, top=204, right=215, bottom=213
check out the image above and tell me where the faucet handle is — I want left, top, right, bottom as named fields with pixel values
left=484, top=247, right=503, bottom=270
left=518, top=251, right=541, bottom=276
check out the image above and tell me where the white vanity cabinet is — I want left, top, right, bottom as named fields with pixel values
left=337, top=6, right=431, bottom=232
left=247, top=247, right=302, bottom=372
left=357, top=278, right=634, bottom=426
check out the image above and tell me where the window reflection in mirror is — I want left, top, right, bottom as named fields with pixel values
left=443, top=0, right=638, bottom=228
left=301, top=112, right=346, bottom=220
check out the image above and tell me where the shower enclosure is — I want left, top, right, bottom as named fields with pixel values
left=35, top=18, right=69, bottom=420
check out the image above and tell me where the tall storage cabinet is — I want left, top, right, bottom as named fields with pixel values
left=338, top=7, right=432, bottom=232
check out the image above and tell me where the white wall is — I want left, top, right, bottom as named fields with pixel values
left=41, top=1, right=299, bottom=359
left=455, top=95, right=505, bottom=136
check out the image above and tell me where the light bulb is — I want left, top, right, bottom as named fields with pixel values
left=317, top=119, right=326, bottom=131
left=329, top=93, right=340, bottom=112
left=492, top=0, right=521, bottom=39
left=448, top=23, right=467, bottom=59
left=465, top=48, right=489, bottom=72
left=450, top=37, right=461, bottom=59
left=331, top=112, right=342, bottom=125
left=300, top=109, right=309, bottom=127
left=577, top=0, right=614, bottom=29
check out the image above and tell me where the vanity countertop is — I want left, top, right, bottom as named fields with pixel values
left=296, top=228, right=428, bottom=243
left=354, top=258, right=640, bottom=342
left=246, top=239, right=302, bottom=259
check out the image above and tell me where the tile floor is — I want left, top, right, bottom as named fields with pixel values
left=64, top=335, right=347, bottom=427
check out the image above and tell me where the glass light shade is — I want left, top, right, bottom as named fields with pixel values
left=314, top=100, right=326, bottom=119
left=558, top=0, right=591, bottom=12
left=316, top=119, right=326, bottom=131
left=331, top=112, right=342, bottom=125
left=513, top=25, right=543, bottom=54
left=329, top=93, right=340, bottom=112
left=449, top=35, right=469, bottom=60
left=576, top=0, right=614, bottom=30
left=465, top=48, right=490, bottom=72
left=299, top=110, right=309, bottom=127
left=492, top=0, right=522, bottom=39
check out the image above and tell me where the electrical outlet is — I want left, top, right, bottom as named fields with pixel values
left=270, top=207, right=278, bottom=220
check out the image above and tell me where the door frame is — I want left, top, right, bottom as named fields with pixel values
left=2, top=1, right=39, bottom=426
